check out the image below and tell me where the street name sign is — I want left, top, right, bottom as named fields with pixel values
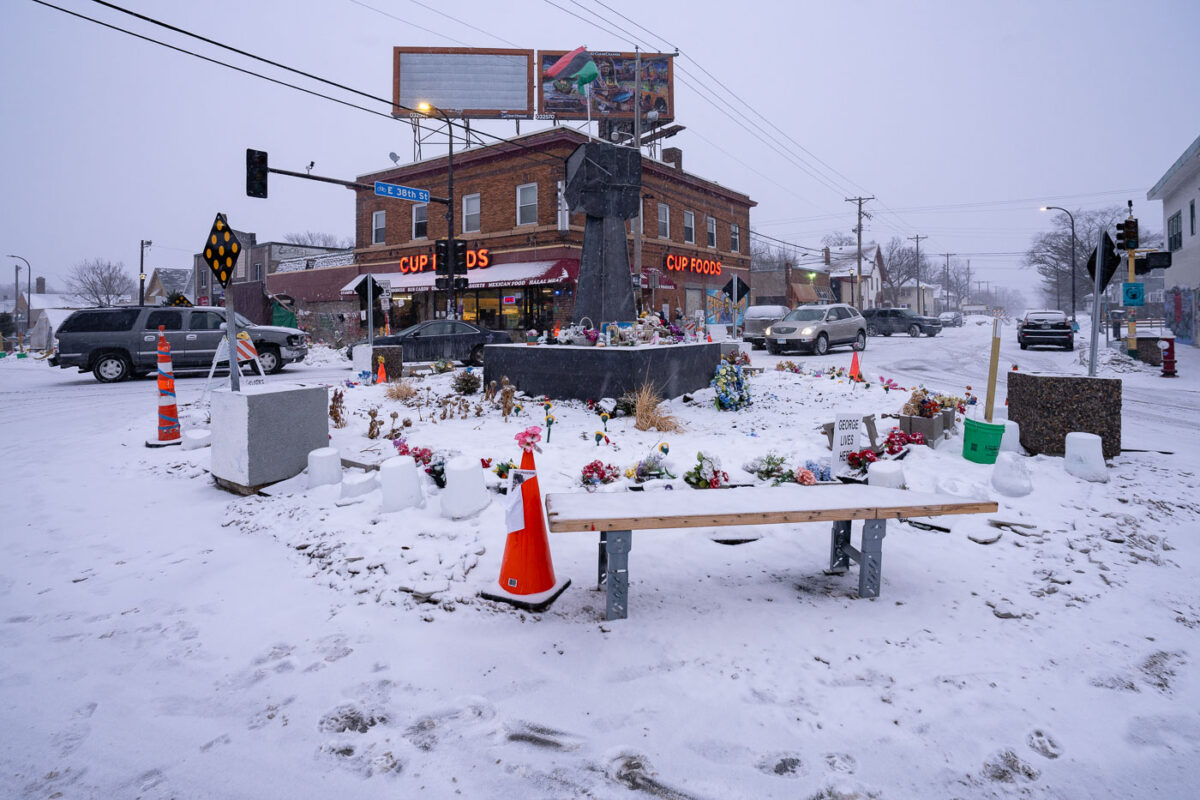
left=374, top=182, right=431, bottom=202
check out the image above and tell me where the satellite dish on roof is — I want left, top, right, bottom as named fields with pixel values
left=388, top=152, right=400, bottom=165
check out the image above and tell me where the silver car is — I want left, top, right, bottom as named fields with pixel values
left=742, top=304, right=790, bottom=349
left=765, top=303, right=867, bottom=355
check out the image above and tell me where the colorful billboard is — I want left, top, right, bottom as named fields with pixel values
left=393, top=48, right=536, bottom=119
left=538, top=51, right=674, bottom=121
left=706, top=288, right=747, bottom=326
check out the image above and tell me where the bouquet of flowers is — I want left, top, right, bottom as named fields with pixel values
left=846, top=449, right=879, bottom=470
left=580, top=459, right=622, bottom=488
left=722, top=350, right=752, bottom=367
left=515, top=425, right=542, bottom=453
left=683, top=451, right=730, bottom=489
left=775, top=360, right=803, bottom=374
left=711, top=363, right=751, bottom=411
left=431, top=358, right=455, bottom=374
left=794, top=468, right=817, bottom=485
left=492, top=459, right=516, bottom=479
left=743, top=452, right=787, bottom=481
left=803, top=459, right=833, bottom=482
left=392, top=438, right=433, bottom=466
left=627, top=451, right=675, bottom=483
left=884, top=428, right=925, bottom=455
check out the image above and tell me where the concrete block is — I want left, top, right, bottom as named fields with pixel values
left=1007, top=372, right=1121, bottom=459
left=211, top=384, right=329, bottom=492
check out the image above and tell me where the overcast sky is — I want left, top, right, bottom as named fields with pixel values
left=3, top=0, right=1198, bottom=301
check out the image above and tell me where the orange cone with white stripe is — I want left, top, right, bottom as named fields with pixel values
left=849, top=350, right=863, bottom=382
left=377, top=356, right=387, bottom=384
left=147, top=325, right=182, bottom=447
left=479, top=448, right=570, bottom=611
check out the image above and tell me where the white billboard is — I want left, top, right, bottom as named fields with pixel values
left=393, top=48, right=535, bottom=119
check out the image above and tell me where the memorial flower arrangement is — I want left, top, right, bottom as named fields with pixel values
left=580, top=459, right=622, bottom=488
left=794, top=468, right=817, bottom=485
left=802, top=459, right=833, bottom=482
left=846, top=449, right=880, bottom=470
left=743, top=451, right=788, bottom=481
left=711, top=363, right=751, bottom=411
left=884, top=428, right=925, bottom=455
left=431, top=358, right=455, bottom=374
left=902, top=388, right=942, bottom=418
left=722, top=350, right=752, bottom=367
left=625, top=451, right=675, bottom=482
left=492, top=459, right=516, bottom=480
left=392, top=438, right=433, bottom=467
left=932, top=393, right=967, bottom=413
left=683, top=451, right=730, bottom=489
left=775, top=360, right=803, bottom=374
left=515, top=425, right=542, bottom=453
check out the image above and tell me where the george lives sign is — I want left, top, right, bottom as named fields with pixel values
left=398, top=247, right=490, bottom=274
left=664, top=252, right=722, bottom=276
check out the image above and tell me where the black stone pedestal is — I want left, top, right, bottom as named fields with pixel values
left=483, top=342, right=720, bottom=401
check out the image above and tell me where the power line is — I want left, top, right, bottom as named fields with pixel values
left=345, top=0, right=472, bottom=46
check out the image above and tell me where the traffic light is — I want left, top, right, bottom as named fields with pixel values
left=1125, top=218, right=1139, bottom=249
left=435, top=276, right=451, bottom=290
left=1134, top=251, right=1172, bottom=275
left=453, top=240, right=468, bottom=275
left=454, top=277, right=469, bottom=291
left=1114, top=220, right=1127, bottom=250
left=434, top=239, right=450, bottom=275
left=246, top=149, right=268, bottom=198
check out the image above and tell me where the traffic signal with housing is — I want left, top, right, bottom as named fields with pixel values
left=454, top=277, right=469, bottom=290
left=435, top=239, right=450, bottom=275
left=435, top=276, right=450, bottom=290
left=1114, top=220, right=1127, bottom=250
left=1125, top=218, right=1139, bottom=250
left=1134, top=251, right=1172, bottom=275
left=453, top=240, right=468, bottom=274
left=246, top=149, right=268, bottom=198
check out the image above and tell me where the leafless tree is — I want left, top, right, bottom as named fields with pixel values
left=1023, top=206, right=1136, bottom=309
left=65, top=259, right=135, bottom=306
left=821, top=231, right=857, bottom=247
left=880, top=236, right=926, bottom=306
left=283, top=231, right=354, bottom=248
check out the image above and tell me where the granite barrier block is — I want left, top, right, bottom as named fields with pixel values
left=1007, top=371, right=1121, bottom=459
left=372, top=345, right=404, bottom=380
left=211, top=384, right=329, bottom=493
left=483, top=342, right=721, bottom=401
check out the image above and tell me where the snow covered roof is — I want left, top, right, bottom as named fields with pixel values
left=152, top=268, right=193, bottom=295
left=276, top=251, right=355, bottom=274
left=26, top=292, right=87, bottom=310
left=826, top=243, right=881, bottom=278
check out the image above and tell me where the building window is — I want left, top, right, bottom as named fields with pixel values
left=730, top=224, right=740, bottom=253
left=412, top=204, right=428, bottom=239
left=658, top=203, right=670, bottom=238
left=706, top=216, right=717, bottom=248
left=461, top=194, right=480, bottom=234
left=683, top=211, right=695, bottom=243
left=517, top=183, right=537, bottom=226
left=1191, top=199, right=1196, bottom=236
left=253, top=263, right=263, bottom=281
left=372, top=210, right=386, bottom=245
left=1168, top=211, right=1183, bottom=251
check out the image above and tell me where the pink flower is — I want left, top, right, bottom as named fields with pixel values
left=795, top=468, right=816, bottom=486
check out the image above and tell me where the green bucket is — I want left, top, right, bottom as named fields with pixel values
left=962, top=417, right=1005, bottom=464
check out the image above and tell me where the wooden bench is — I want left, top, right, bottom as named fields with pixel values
left=544, top=484, right=997, bottom=620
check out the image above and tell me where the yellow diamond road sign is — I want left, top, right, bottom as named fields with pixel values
left=203, top=212, right=241, bottom=289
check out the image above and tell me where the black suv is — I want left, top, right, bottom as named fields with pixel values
left=51, top=306, right=308, bottom=382
left=861, top=307, right=942, bottom=337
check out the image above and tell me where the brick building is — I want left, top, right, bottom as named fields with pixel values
left=268, top=126, right=754, bottom=338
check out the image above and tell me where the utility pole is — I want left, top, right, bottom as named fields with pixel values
left=975, top=280, right=990, bottom=308
left=845, top=196, right=874, bottom=309
left=938, top=253, right=954, bottom=312
left=907, top=234, right=927, bottom=314
left=632, top=47, right=644, bottom=313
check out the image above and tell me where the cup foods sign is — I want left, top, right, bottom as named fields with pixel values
left=397, top=247, right=491, bottom=274
left=664, top=252, right=722, bottom=276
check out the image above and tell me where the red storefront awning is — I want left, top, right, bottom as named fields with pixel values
left=340, top=258, right=579, bottom=295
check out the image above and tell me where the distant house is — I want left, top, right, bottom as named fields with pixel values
left=144, top=268, right=194, bottom=305
left=1146, top=132, right=1199, bottom=344
left=18, top=291, right=88, bottom=351
left=823, top=243, right=886, bottom=309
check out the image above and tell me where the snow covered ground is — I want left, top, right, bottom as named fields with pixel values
left=2, top=318, right=1199, bottom=799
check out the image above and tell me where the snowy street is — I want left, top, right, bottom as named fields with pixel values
left=3, top=320, right=1200, bottom=799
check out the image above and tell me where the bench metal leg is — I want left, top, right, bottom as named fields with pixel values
left=858, top=519, right=886, bottom=598
left=598, top=530, right=632, bottom=620
left=828, top=520, right=852, bottom=574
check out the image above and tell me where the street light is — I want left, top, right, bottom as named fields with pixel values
left=1040, top=207, right=1077, bottom=319
left=418, top=101, right=457, bottom=319
left=8, top=254, right=30, bottom=348
left=139, top=239, right=153, bottom=306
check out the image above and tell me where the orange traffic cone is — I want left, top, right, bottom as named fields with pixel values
left=147, top=325, right=182, bottom=447
left=480, top=452, right=570, bottom=612
left=519, top=449, right=536, bottom=471
left=849, top=350, right=863, bottom=382
left=377, top=356, right=387, bottom=384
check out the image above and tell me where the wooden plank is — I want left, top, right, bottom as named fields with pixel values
left=544, top=486, right=998, bottom=534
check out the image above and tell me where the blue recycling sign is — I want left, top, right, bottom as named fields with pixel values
left=374, top=181, right=430, bottom=203
left=1122, top=281, right=1144, bottom=307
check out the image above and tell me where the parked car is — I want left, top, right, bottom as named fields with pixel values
left=938, top=310, right=964, bottom=327
left=51, top=306, right=307, bottom=382
left=741, top=304, right=790, bottom=349
left=764, top=303, right=866, bottom=355
left=1017, top=310, right=1073, bottom=350
left=861, top=307, right=942, bottom=337
left=362, top=319, right=509, bottom=366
